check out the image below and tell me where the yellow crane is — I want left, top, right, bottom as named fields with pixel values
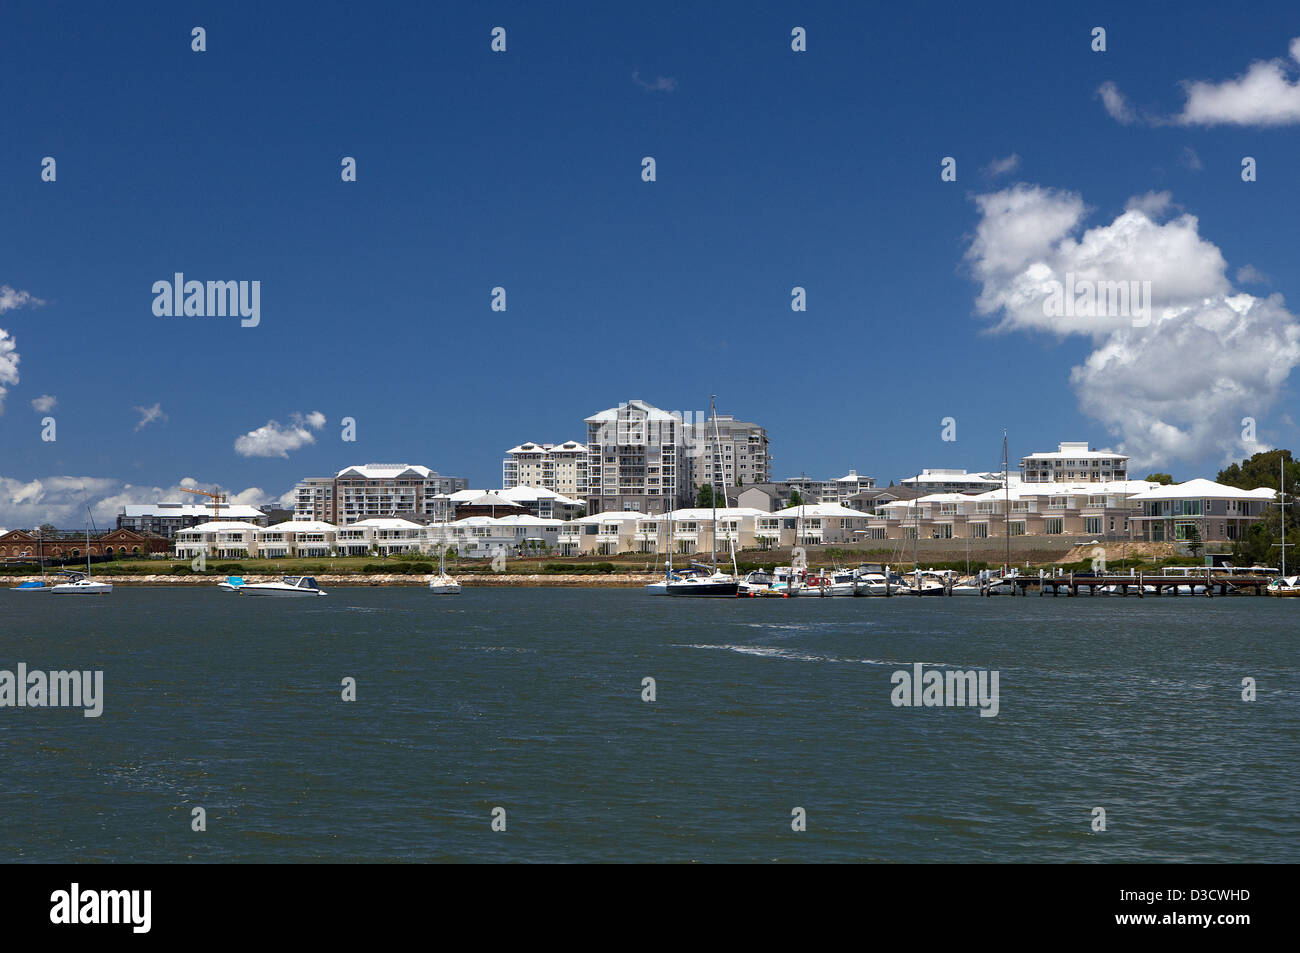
left=180, top=486, right=227, bottom=523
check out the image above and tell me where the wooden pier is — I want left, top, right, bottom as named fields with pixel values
left=1018, top=570, right=1273, bottom=597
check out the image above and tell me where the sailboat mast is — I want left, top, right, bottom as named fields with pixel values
left=1003, top=430, right=1010, bottom=576
left=1282, top=455, right=1287, bottom=577
left=709, top=395, right=718, bottom=572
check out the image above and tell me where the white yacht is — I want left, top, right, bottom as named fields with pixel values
left=237, top=575, right=328, bottom=597
left=216, top=575, right=245, bottom=592
left=770, top=566, right=806, bottom=596
left=49, top=570, right=113, bottom=595
left=811, top=569, right=859, bottom=596
left=428, top=573, right=461, bottom=595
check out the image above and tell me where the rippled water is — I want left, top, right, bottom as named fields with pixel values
left=1, top=587, right=1296, bottom=862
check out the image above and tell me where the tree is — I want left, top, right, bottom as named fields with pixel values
left=1144, top=473, right=1174, bottom=485
left=38, top=523, right=57, bottom=537
left=788, top=489, right=804, bottom=508
left=1184, top=524, right=1203, bottom=559
left=1218, top=449, right=1298, bottom=491
left=696, top=483, right=715, bottom=508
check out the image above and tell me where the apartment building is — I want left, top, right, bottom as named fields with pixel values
left=293, top=464, right=468, bottom=524
left=897, top=469, right=1006, bottom=494
left=771, top=470, right=876, bottom=506
left=1021, top=442, right=1129, bottom=483
left=1128, top=479, right=1277, bottom=542
left=584, top=400, right=694, bottom=515
left=691, top=415, right=772, bottom=490
left=117, top=502, right=270, bottom=539
left=501, top=440, right=589, bottom=496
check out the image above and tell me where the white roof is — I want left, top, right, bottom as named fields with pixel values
left=348, top=518, right=424, bottom=529
left=770, top=503, right=874, bottom=518
left=572, top=511, right=643, bottom=524
left=181, top=520, right=264, bottom=533
left=264, top=520, right=338, bottom=533
left=493, top=514, right=564, bottom=526
left=461, top=492, right=520, bottom=508
left=664, top=507, right=768, bottom=520
left=506, top=441, right=587, bottom=454
left=1128, top=479, right=1277, bottom=501
left=900, top=470, right=1002, bottom=485
left=1022, top=442, right=1127, bottom=460
left=335, top=463, right=435, bottom=479
left=585, top=399, right=680, bottom=424
left=120, top=502, right=266, bottom=518
left=497, top=485, right=582, bottom=505
left=834, top=470, right=867, bottom=482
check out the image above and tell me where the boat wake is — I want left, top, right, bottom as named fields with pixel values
left=677, top=643, right=958, bottom=667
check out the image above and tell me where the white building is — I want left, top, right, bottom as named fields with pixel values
left=256, top=520, right=338, bottom=558
left=174, top=521, right=264, bottom=559
left=1021, top=442, right=1129, bottom=483
left=897, top=469, right=1006, bottom=494
left=692, top=415, right=772, bottom=490
left=502, top=441, right=589, bottom=497
left=585, top=400, right=693, bottom=516
left=294, top=464, right=468, bottom=524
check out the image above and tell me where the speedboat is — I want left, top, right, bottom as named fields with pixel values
left=9, top=580, right=51, bottom=592
left=811, top=569, right=859, bottom=596
left=1266, top=575, right=1300, bottom=597
left=902, top=570, right=948, bottom=596
left=49, top=571, right=112, bottom=595
left=428, top=573, right=461, bottom=595
left=648, top=569, right=700, bottom=594
left=666, top=570, right=739, bottom=597
left=770, top=566, right=806, bottom=596
left=236, top=575, right=328, bottom=597
left=737, top=569, right=773, bottom=595
left=216, top=575, right=245, bottom=592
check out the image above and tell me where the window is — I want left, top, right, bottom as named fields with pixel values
left=1009, top=521, right=1026, bottom=536
left=1045, top=518, right=1064, bottom=534
left=1084, top=516, right=1103, bottom=535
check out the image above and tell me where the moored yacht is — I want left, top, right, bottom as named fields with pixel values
left=49, top=570, right=113, bottom=595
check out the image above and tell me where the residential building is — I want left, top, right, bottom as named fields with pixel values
left=1128, top=480, right=1277, bottom=542
left=117, top=502, right=269, bottom=539
left=256, top=520, right=338, bottom=558
left=501, top=440, right=590, bottom=496
left=293, top=464, right=468, bottom=524
left=771, top=471, right=876, bottom=506
left=584, top=400, right=693, bottom=515
left=174, top=521, right=265, bottom=560
left=897, top=469, right=1005, bottom=494
left=691, top=415, right=772, bottom=491
left=1021, top=441, right=1129, bottom=483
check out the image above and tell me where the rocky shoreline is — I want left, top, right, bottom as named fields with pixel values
left=5, top=573, right=658, bottom=588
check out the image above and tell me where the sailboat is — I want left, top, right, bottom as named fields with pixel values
left=667, top=395, right=739, bottom=597
left=1266, top=455, right=1300, bottom=596
left=646, top=439, right=683, bottom=593
left=10, top=530, right=51, bottom=592
left=50, top=506, right=113, bottom=595
left=429, top=506, right=461, bottom=594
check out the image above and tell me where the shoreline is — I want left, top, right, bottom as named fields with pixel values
left=4, top=573, right=660, bottom=588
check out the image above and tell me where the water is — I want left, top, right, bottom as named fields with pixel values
left=1, top=587, right=1296, bottom=862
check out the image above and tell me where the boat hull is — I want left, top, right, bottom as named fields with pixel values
left=237, top=586, right=326, bottom=597
left=666, top=581, right=739, bottom=597
left=50, top=583, right=112, bottom=595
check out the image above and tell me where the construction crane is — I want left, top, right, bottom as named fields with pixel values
left=180, top=486, right=227, bottom=523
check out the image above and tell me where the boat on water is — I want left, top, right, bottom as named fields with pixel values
left=901, top=569, right=948, bottom=595
left=236, top=575, right=328, bottom=597
left=810, top=568, right=859, bottom=596
left=666, top=394, right=740, bottom=598
left=1266, top=575, right=1300, bottom=597
left=217, top=575, right=245, bottom=592
left=49, top=570, right=113, bottom=595
left=769, top=565, right=807, bottom=596
left=8, top=533, right=51, bottom=591
left=428, top=573, right=461, bottom=594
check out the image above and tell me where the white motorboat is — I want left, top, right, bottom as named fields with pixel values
left=49, top=570, right=113, bottom=595
left=216, top=575, right=245, bottom=592
left=1266, top=575, right=1300, bottom=597
left=236, top=575, right=328, bottom=597
left=770, top=565, right=806, bottom=596
left=811, top=569, right=858, bottom=596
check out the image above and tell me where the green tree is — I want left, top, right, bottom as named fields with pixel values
left=1143, top=473, right=1174, bottom=485
left=696, top=483, right=715, bottom=508
left=788, top=489, right=804, bottom=508
left=1218, top=449, right=1298, bottom=491
left=1184, top=524, right=1203, bottom=559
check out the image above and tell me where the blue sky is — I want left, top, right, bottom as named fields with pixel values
left=3, top=1, right=1300, bottom=526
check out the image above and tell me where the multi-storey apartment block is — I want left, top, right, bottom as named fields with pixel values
left=501, top=440, right=589, bottom=496
left=1021, top=442, right=1129, bottom=483
left=293, top=464, right=468, bottom=525
left=584, top=400, right=694, bottom=515
left=691, top=415, right=772, bottom=490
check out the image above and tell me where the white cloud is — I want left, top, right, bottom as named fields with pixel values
left=0, top=285, right=42, bottom=414
left=233, top=410, right=326, bottom=458
left=1124, top=190, right=1175, bottom=219
left=633, top=70, right=678, bottom=92
left=1097, top=81, right=1137, bottom=124
left=1180, top=145, right=1203, bottom=172
left=0, top=476, right=272, bottom=528
left=1236, top=264, right=1269, bottom=286
left=984, top=153, right=1021, bottom=177
left=133, top=402, right=167, bottom=431
left=966, top=184, right=1300, bottom=468
left=30, top=394, right=57, bottom=413
left=1178, top=37, right=1300, bottom=126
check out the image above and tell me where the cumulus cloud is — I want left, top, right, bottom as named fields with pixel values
left=0, top=285, right=43, bottom=414
left=633, top=70, right=678, bottom=92
left=1101, top=38, right=1300, bottom=127
left=30, top=394, right=57, bottom=413
left=1236, top=264, right=1269, bottom=286
left=234, top=410, right=326, bottom=458
left=0, top=476, right=272, bottom=528
left=133, top=402, right=167, bottom=431
left=966, top=184, right=1300, bottom=468
left=985, top=153, right=1021, bottom=177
